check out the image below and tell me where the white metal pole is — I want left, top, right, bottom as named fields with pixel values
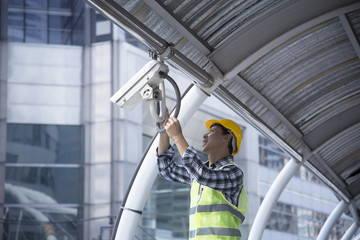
left=248, top=158, right=300, bottom=240
left=317, top=200, right=348, bottom=240
left=352, top=233, right=360, bottom=240
left=341, top=222, right=359, bottom=240
left=114, top=86, right=208, bottom=240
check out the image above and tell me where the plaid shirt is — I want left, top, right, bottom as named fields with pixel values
left=157, top=146, right=244, bottom=207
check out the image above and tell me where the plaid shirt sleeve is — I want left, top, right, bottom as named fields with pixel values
left=156, top=146, right=192, bottom=185
left=181, top=146, right=243, bottom=193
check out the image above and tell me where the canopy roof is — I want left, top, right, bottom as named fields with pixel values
left=87, top=0, right=360, bottom=220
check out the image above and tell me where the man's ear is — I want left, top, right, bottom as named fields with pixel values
left=224, top=133, right=232, bottom=144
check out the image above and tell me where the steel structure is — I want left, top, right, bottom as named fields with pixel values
left=84, top=0, right=360, bottom=239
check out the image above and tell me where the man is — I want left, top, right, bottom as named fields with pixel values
left=157, top=115, right=247, bottom=240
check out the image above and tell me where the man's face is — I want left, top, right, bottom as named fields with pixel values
left=202, top=125, right=228, bottom=154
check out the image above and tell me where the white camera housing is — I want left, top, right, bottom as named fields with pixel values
left=110, top=60, right=169, bottom=110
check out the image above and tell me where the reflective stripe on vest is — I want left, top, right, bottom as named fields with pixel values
left=189, top=163, right=247, bottom=240
left=189, top=203, right=245, bottom=223
left=189, top=227, right=241, bottom=238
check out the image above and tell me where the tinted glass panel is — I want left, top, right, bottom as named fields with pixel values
left=49, top=15, right=72, bottom=29
left=25, top=28, right=47, bottom=43
left=25, top=13, right=47, bottom=43
left=8, top=0, right=24, bottom=7
left=72, top=14, right=84, bottom=45
left=49, top=30, right=72, bottom=45
left=7, top=0, right=85, bottom=45
left=3, top=206, right=81, bottom=240
left=25, top=0, right=47, bottom=8
left=25, top=13, right=46, bottom=28
left=49, top=0, right=72, bottom=9
left=8, top=11, right=24, bottom=42
left=265, top=200, right=353, bottom=238
left=8, top=12, right=24, bottom=27
left=7, top=124, right=84, bottom=164
left=5, top=167, right=83, bottom=204
left=259, top=135, right=290, bottom=171
left=72, top=30, right=84, bottom=45
left=8, top=27, right=24, bottom=42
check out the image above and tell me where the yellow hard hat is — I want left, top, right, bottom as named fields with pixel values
left=205, top=119, right=242, bottom=156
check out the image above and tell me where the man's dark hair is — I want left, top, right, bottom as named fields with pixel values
left=211, top=123, right=233, bottom=155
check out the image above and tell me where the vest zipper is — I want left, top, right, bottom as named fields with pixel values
left=197, top=185, right=204, bottom=204
left=194, top=184, right=204, bottom=238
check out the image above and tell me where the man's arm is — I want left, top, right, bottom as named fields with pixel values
left=164, top=116, right=189, bottom=156
left=157, top=146, right=192, bottom=184
left=158, top=131, right=170, bottom=155
left=157, top=115, right=192, bottom=185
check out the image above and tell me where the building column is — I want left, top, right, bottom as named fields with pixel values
left=82, top=4, right=93, bottom=240
left=0, top=1, right=8, bottom=240
left=317, top=200, right=348, bottom=240
left=248, top=158, right=301, bottom=240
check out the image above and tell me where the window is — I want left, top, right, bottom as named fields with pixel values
left=259, top=135, right=290, bottom=171
left=8, top=0, right=84, bottom=45
left=4, top=123, right=84, bottom=240
left=3, top=206, right=80, bottom=240
left=139, top=136, right=191, bottom=239
left=5, top=167, right=82, bottom=204
left=7, top=124, right=83, bottom=164
left=259, top=135, right=323, bottom=184
left=265, top=200, right=353, bottom=238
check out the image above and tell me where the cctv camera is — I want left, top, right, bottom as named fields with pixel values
left=110, top=60, right=169, bottom=110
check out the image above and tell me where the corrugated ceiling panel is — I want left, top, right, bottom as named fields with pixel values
left=158, top=0, right=292, bottom=48
left=196, top=0, right=289, bottom=48
left=299, top=78, right=360, bottom=134
left=222, top=80, right=253, bottom=103
left=282, top=57, right=359, bottom=117
left=175, top=1, right=220, bottom=26
left=113, top=0, right=309, bottom=66
left=222, top=80, right=277, bottom=126
left=240, top=18, right=346, bottom=96
left=222, top=79, right=304, bottom=149
left=115, top=0, right=206, bottom=64
left=317, top=123, right=360, bottom=171
left=314, top=123, right=360, bottom=197
left=318, top=127, right=360, bottom=162
left=238, top=18, right=359, bottom=134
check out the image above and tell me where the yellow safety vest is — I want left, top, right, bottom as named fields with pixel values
left=189, top=163, right=247, bottom=240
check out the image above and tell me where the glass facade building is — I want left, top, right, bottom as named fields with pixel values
left=0, top=0, right=355, bottom=239
left=4, top=124, right=84, bottom=239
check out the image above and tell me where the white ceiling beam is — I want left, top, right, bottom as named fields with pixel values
left=339, top=14, right=360, bottom=60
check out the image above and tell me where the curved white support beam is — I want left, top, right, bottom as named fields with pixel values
left=317, top=200, right=348, bottom=240
left=248, top=158, right=300, bottom=240
left=353, top=233, right=360, bottom=240
left=340, top=222, right=359, bottom=240
left=113, top=86, right=208, bottom=240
